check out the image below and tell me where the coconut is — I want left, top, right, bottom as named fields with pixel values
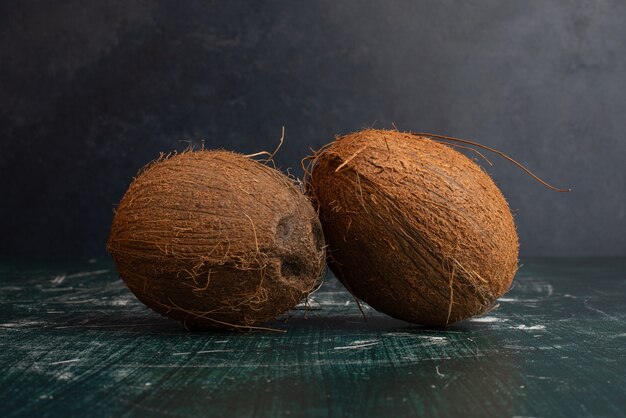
left=108, top=150, right=325, bottom=330
left=307, top=129, right=519, bottom=326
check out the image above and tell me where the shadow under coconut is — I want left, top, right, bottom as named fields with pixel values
left=39, top=312, right=476, bottom=336
left=274, top=274, right=479, bottom=334
left=275, top=312, right=476, bottom=334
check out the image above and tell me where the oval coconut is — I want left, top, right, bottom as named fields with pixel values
left=308, top=129, right=519, bottom=326
left=108, top=150, right=325, bottom=330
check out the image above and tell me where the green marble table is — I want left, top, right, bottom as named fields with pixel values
left=1, top=258, right=625, bottom=417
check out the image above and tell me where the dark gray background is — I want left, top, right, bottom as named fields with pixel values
left=1, top=1, right=624, bottom=258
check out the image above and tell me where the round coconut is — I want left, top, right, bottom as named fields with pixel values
left=307, top=129, right=519, bottom=326
left=108, top=150, right=325, bottom=330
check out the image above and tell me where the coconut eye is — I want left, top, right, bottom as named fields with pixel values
left=275, top=215, right=295, bottom=243
left=280, top=256, right=303, bottom=279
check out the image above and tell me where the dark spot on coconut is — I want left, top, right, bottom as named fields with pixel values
left=275, top=215, right=295, bottom=243
left=280, top=256, right=304, bottom=279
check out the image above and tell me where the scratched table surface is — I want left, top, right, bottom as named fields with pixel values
left=1, top=258, right=625, bottom=418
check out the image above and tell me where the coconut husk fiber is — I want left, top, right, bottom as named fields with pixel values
left=108, top=150, right=326, bottom=330
left=307, top=129, right=519, bottom=326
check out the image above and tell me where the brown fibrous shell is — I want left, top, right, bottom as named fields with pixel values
left=307, top=129, right=519, bottom=326
left=108, top=150, right=326, bottom=330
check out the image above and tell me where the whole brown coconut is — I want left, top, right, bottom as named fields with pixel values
left=308, top=129, right=519, bottom=326
left=108, top=150, right=325, bottom=330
